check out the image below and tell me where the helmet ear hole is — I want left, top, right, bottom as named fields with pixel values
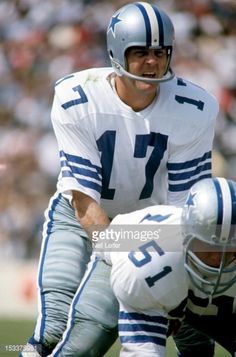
left=109, top=50, right=113, bottom=58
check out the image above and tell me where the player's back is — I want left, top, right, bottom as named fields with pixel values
left=109, top=205, right=188, bottom=314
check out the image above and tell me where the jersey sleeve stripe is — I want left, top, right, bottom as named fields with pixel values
left=59, top=150, right=102, bottom=193
left=61, top=161, right=102, bottom=181
left=59, top=150, right=102, bottom=173
left=167, top=151, right=211, bottom=170
left=120, top=335, right=166, bottom=346
left=169, top=173, right=211, bottom=192
left=168, top=162, right=211, bottom=181
left=119, top=323, right=167, bottom=334
left=75, top=178, right=102, bottom=192
left=119, top=311, right=168, bottom=324
left=118, top=311, right=168, bottom=347
left=61, top=170, right=102, bottom=193
left=167, top=151, right=212, bottom=192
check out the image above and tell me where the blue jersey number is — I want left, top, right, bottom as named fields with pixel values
left=97, top=131, right=116, bottom=199
left=134, top=133, right=168, bottom=199
left=61, top=85, right=88, bottom=109
left=97, top=131, right=168, bottom=200
left=128, top=241, right=172, bottom=288
left=175, top=78, right=205, bottom=111
left=175, top=95, right=204, bottom=111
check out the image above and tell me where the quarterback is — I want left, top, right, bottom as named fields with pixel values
left=22, top=2, right=219, bottom=356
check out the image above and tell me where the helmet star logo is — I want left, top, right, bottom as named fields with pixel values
left=108, top=13, right=122, bottom=35
left=185, top=192, right=196, bottom=209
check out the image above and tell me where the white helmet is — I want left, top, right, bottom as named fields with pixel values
left=182, top=177, right=236, bottom=296
left=107, top=2, right=175, bottom=83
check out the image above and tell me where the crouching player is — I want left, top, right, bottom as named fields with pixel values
left=101, top=177, right=236, bottom=356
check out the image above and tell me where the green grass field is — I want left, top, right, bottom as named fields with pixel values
left=0, top=319, right=230, bottom=357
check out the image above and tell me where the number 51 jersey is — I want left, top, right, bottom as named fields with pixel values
left=52, top=68, right=219, bottom=218
left=108, top=205, right=236, bottom=318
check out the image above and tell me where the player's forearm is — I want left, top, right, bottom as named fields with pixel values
left=72, top=190, right=110, bottom=240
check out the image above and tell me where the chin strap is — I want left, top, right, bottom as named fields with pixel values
left=111, top=59, right=175, bottom=83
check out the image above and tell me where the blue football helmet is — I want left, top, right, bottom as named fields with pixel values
left=182, top=177, right=236, bottom=296
left=107, top=2, right=175, bottom=83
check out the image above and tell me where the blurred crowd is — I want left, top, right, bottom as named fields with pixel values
left=0, top=0, right=236, bottom=259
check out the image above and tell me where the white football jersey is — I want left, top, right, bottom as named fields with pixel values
left=109, top=205, right=187, bottom=313
left=51, top=67, right=219, bottom=218
left=106, top=205, right=236, bottom=356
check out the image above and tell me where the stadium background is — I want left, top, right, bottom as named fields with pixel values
left=0, top=0, right=235, bottom=355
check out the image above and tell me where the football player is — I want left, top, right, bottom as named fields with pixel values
left=61, top=177, right=236, bottom=356
left=22, top=2, right=219, bottom=356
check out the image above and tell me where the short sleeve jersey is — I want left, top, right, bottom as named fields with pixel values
left=109, top=205, right=236, bottom=321
left=51, top=68, right=219, bottom=218
left=107, top=205, right=236, bottom=355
